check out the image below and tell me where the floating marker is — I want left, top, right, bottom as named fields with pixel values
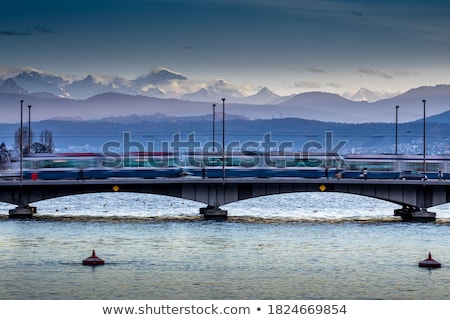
left=418, top=252, right=441, bottom=268
left=82, top=250, right=105, bottom=266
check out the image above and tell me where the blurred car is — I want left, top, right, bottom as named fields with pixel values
left=398, top=170, right=427, bottom=180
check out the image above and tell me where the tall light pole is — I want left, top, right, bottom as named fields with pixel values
left=212, top=104, right=216, bottom=152
left=20, top=100, right=24, bottom=183
left=28, top=105, right=32, bottom=153
left=422, top=99, right=426, bottom=175
left=222, top=98, right=225, bottom=180
left=395, top=105, right=399, bottom=155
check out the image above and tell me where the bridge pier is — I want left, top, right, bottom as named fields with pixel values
left=199, top=205, right=228, bottom=221
left=394, top=205, right=436, bottom=222
left=9, top=205, right=37, bottom=219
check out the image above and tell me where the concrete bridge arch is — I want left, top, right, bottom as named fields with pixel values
left=2, top=178, right=450, bottom=221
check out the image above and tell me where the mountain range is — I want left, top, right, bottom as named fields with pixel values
left=0, top=66, right=449, bottom=124
left=0, top=66, right=286, bottom=104
left=1, top=65, right=400, bottom=103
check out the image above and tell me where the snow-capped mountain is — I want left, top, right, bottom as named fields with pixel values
left=3, top=64, right=401, bottom=105
left=181, top=79, right=247, bottom=103
left=65, top=75, right=138, bottom=100
left=12, top=71, right=68, bottom=98
left=0, top=78, right=28, bottom=94
left=3, top=66, right=189, bottom=100
left=133, top=67, right=187, bottom=87
left=343, top=87, right=399, bottom=102
left=244, top=87, right=287, bottom=105
left=132, top=67, right=187, bottom=98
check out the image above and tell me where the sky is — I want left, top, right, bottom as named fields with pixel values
left=1, top=0, right=450, bottom=96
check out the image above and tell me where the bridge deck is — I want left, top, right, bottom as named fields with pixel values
left=2, top=176, right=450, bottom=186
left=1, top=178, right=450, bottom=212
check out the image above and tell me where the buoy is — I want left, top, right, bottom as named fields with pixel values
left=418, top=252, right=441, bottom=268
left=82, top=250, right=105, bottom=266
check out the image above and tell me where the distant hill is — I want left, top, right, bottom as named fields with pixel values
left=278, top=86, right=450, bottom=123
left=423, top=110, right=450, bottom=123
left=0, top=112, right=449, bottom=154
left=0, top=84, right=449, bottom=124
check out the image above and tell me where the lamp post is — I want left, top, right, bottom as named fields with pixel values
left=395, top=105, right=399, bottom=155
left=222, top=98, right=225, bottom=180
left=212, top=104, right=216, bottom=152
left=20, top=100, right=24, bottom=183
left=422, top=99, right=426, bottom=175
left=28, top=105, right=32, bottom=153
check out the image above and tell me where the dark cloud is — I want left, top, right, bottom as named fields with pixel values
left=326, top=82, right=344, bottom=88
left=357, top=67, right=419, bottom=79
left=0, top=29, right=32, bottom=36
left=183, top=45, right=194, bottom=50
left=357, top=67, right=394, bottom=79
left=34, top=24, right=53, bottom=34
left=0, top=24, right=52, bottom=36
left=306, top=67, right=326, bottom=73
left=294, top=81, right=322, bottom=89
left=351, top=11, right=363, bottom=17
left=393, top=70, right=420, bottom=77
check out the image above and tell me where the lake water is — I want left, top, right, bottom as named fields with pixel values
left=1, top=192, right=450, bottom=300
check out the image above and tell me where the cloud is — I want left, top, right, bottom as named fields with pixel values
left=326, top=82, right=344, bottom=88
left=294, top=81, right=322, bottom=89
left=0, top=29, right=32, bottom=36
left=0, top=24, right=53, bottom=36
left=0, top=64, right=71, bottom=81
left=357, top=67, right=394, bottom=79
left=351, top=11, right=363, bottom=17
left=357, top=67, right=420, bottom=79
left=0, top=64, right=44, bottom=79
left=0, top=65, right=22, bottom=79
left=305, top=67, right=326, bottom=73
left=33, top=24, right=53, bottom=34
left=393, top=70, right=420, bottom=77
left=183, top=45, right=194, bottom=50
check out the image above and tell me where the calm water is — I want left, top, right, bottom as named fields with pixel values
left=1, top=192, right=450, bottom=300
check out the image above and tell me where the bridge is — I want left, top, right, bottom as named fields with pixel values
left=2, top=177, right=450, bottom=221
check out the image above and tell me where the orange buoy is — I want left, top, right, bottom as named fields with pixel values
left=418, top=252, right=441, bottom=268
left=82, top=250, right=105, bottom=266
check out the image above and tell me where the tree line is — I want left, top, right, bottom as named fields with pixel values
left=0, top=128, right=54, bottom=168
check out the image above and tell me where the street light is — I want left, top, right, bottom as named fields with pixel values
left=212, top=104, right=216, bottom=152
left=20, top=100, right=24, bottom=183
left=28, top=105, right=32, bottom=153
left=222, top=98, right=225, bottom=180
left=395, top=105, right=399, bottom=155
left=422, top=99, right=426, bottom=175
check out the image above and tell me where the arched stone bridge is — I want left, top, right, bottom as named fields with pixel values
left=2, top=178, right=450, bottom=221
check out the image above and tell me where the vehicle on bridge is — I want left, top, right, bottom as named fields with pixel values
left=101, top=152, right=183, bottom=179
left=181, top=151, right=342, bottom=178
left=339, top=154, right=449, bottom=180
left=1, top=152, right=449, bottom=180
left=21, top=152, right=183, bottom=180
left=398, top=170, right=428, bottom=180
